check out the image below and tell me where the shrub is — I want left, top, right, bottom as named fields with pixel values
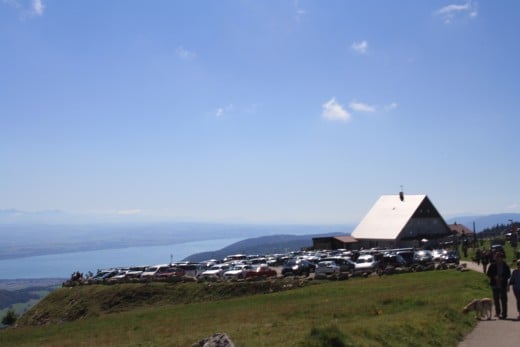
left=2, top=309, right=18, bottom=326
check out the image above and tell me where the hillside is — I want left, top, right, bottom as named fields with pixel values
left=183, top=233, right=345, bottom=261
left=16, top=278, right=311, bottom=326
left=1, top=270, right=489, bottom=346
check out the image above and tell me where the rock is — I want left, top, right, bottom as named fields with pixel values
left=192, top=333, right=235, bottom=347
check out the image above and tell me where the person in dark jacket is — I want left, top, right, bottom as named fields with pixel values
left=509, top=259, right=520, bottom=320
left=486, top=252, right=511, bottom=319
left=481, top=249, right=490, bottom=273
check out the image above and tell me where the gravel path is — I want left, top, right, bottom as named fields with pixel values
left=458, top=261, right=519, bottom=347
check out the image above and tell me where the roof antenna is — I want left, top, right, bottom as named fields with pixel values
left=399, top=185, right=404, bottom=202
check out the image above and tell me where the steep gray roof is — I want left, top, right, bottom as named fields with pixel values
left=351, top=194, right=428, bottom=240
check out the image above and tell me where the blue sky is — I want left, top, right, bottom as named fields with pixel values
left=1, top=0, right=519, bottom=224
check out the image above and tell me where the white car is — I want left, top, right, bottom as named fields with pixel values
left=141, top=264, right=170, bottom=278
left=223, top=264, right=253, bottom=280
left=354, top=255, right=378, bottom=275
left=198, top=264, right=230, bottom=280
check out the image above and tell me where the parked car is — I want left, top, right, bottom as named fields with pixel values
left=414, top=250, right=433, bottom=263
left=109, top=268, right=132, bottom=280
left=198, top=264, right=230, bottom=280
left=141, top=264, right=170, bottom=278
left=125, top=266, right=147, bottom=278
left=245, top=264, right=277, bottom=279
left=223, top=264, right=253, bottom=280
left=354, top=254, right=378, bottom=275
left=432, top=249, right=445, bottom=262
left=315, top=257, right=355, bottom=279
left=176, top=262, right=205, bottom=278
left=155, top=266, right=185, bottom=279
left=440, top=250, right=460, bottom=265
left=281, top=259, right=315, bottom=277
left=91, top=269, right=118, bottom=281
left=315, top=258, right=354, bottom=279
left=377, top=253, right=409, bottom=274
left=395, top=250, right=415, bottom=267
left=266, top=254, right=285, bottom=266
left=412, top=250, right=435, bottom=271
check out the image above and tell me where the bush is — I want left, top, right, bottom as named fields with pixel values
left=2, top=309, right=17, bottom=326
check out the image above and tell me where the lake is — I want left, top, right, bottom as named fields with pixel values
left=0, top=237, right=243, bottom=279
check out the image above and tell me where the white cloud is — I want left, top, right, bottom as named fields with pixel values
left=351, top=40, right=368, bottom=54
left=322, top=98, right=351, bottom=122
left=384, top=102, right=398, bottom=111
left=2, top=0, right=45, bottom=18
left=214, top=104, right=234, bottom=118
left=293, top=0, right=307, bottom=21
left=32, top=0, right=44, bottom=16
left=435, top=1, right=478, bottom=23
left=176, top=46, right=196, bottom=60
left=349, top=101, right=376, bottom=113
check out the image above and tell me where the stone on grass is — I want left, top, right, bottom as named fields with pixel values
left=192, top=333, right=235, bottom=347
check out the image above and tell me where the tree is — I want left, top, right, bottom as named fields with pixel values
left=1, top=309, right=17, bottom=326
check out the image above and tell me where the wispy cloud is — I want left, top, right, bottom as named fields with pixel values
left=384, top=102, right=398, bottom=111
left=351, top=40, right=368, bottom=54
left=3, top=0, right=45, bottom=17
left=322, top=98, right=351, bottom=122
left=32, top=0, right=44, bottom=16
left=176, top=46, right=196, bottom=60
left=214, top=104, right=234, bottom=118
left=435, top=1, right=478, bottom=23
left=293, top=0, right=307, bottom=21
left=349, top=101, right=376, bottom=113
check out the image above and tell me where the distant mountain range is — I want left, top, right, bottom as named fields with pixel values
left=0, top=220, right=351, bottom=261
left=182, top=233, right=345, bottom=262
left=182, top=214, right=520, bottom=261
left=1, top=208, right=518, bottom=232
left=1, top=208, right=519, bottom=262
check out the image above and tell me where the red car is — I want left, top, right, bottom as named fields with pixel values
left=245, top=265, right=277, bottom=279
left=155, top=267, right=186, bottom=279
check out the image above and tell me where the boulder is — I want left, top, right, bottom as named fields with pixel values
left=192, top=333, right=235, bottom=347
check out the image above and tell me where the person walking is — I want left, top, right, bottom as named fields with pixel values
left=509, top=259, right=520, bottom=320
left=486, top=252, right=511, bottom=319
left=481, top=249, right=490, bottom=273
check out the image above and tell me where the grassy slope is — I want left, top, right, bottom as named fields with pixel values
left=0, top=270, right=489, bottom=347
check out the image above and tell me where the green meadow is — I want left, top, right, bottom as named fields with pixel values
left=0, top=270, right=489, bottom=347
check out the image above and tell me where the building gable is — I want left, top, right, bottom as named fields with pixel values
left=351, top=194, right=451, bottom=244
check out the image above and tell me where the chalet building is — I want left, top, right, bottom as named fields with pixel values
left=448, top=222, right=474, bottom=237
left=312, top=235, right=358, bottom=250
left=350, top=194, right=452, bottom=249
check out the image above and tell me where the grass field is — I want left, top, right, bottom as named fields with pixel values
left=0, top=269, right=489, bottom=347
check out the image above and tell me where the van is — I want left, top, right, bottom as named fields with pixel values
left=140, top=264, right=170, bottom=278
